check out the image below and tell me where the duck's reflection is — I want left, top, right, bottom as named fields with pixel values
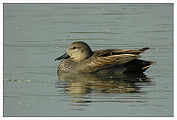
left=56, top=73, right=151, bottom=95
left=56, top=73, right=153, bottom=108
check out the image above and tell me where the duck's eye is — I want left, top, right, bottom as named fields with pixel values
left=73, top=47, right=77, bottom=49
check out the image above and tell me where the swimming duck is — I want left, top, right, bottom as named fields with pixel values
left=55, top=41, right=155, bottom=75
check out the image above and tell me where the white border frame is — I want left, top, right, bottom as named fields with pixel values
left=1, top=0, right=176, bottom=120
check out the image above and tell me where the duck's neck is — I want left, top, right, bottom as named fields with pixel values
left=73, top=50, right=93, bottom=62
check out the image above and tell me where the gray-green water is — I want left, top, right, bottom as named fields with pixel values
left=3, top=4, right=173, bottom=116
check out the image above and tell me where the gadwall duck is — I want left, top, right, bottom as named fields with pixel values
left=55, top=41, right=155, bottom=75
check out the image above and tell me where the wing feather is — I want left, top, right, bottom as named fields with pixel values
left=76, top=48, right=149, bottom=73
left=92, top=48, right=148, bottom=58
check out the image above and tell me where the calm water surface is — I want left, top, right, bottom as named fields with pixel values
left=3, top=4, right=173, bottom=116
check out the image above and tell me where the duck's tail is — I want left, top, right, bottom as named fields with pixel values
left=139, top=47, right=150, bottom=51
left=124, top=59, right=155, bottom=73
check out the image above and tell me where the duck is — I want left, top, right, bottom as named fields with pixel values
left=55, top=41, right=155, bottom=75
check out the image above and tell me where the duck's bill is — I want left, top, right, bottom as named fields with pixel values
left=55, top=53, right=70, bottom=61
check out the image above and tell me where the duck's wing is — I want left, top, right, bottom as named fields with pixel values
left=91, top=49, right=140, bottom=66
left=78, top=49, right=142, bottom=73
left=92, top=47, right=149, bottom=57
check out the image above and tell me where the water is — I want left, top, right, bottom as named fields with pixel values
left=3, top=3, right=173, bottom=117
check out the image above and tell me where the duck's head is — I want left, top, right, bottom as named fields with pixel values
left=55, top=41, right=93, bottom=62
